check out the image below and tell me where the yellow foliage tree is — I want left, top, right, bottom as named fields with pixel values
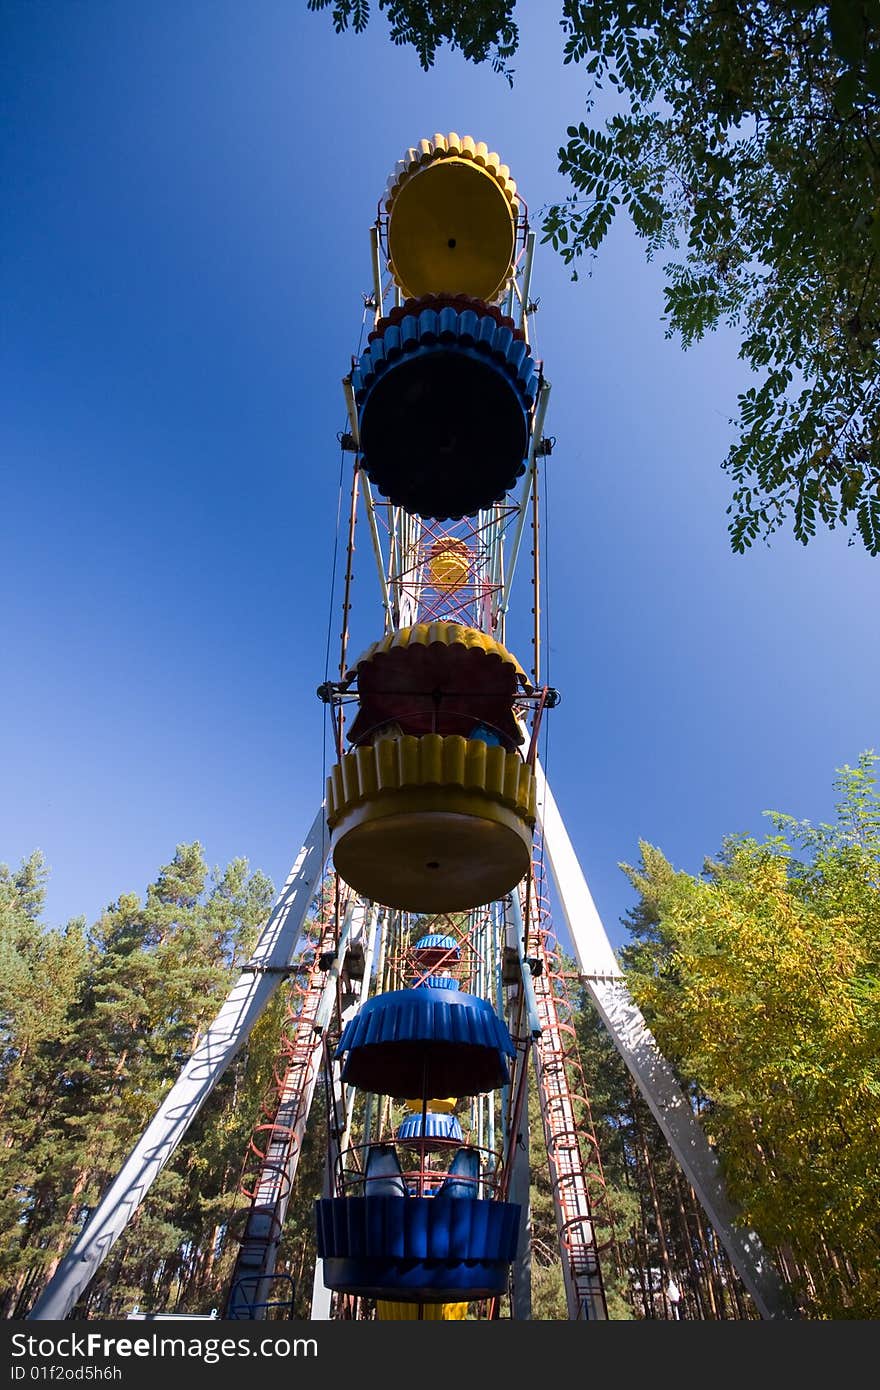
left=621, top=753, right=880, bottom=1318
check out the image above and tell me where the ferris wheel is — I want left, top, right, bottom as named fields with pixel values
left=29, top=135, right=789, bottom=1324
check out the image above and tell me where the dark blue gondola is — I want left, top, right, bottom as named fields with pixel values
left=411, top=932, right=460, bottom=979
left=315, top=985, right=520, bottom=1306
left=315, top=1194, right=520, bottom=1302
left=395, top=1108, right=463, bottom=1144
left=413, top=932, right=460, bottom=956
left=352, top=295, right=539, bottom=520
left=334, top=986, right=514, bottom=1096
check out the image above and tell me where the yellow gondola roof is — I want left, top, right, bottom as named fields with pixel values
left=383, top=133, right=519, bottom=303
left=383, top=133, right=518, bottom=212
left=345, top=622, right=530, bottom=686
left=343, top=623, right=532, bottom=748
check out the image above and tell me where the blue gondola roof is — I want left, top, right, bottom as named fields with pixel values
left=395, top=1111, right=464, bottom=1144
left=351, top=296, right=538, bottom=521
left=335, top=987, right=515, bottom=1096
left=411, top=974, right=457, bottom=990
left=413, top=933, right=459, bottom=954
left=352, top=301, right=538, bottom=410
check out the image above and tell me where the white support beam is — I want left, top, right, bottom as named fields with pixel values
left=507, top=891, right=542, bottom=1038
left=310, top=1034, right=353, bottom=1321
left=518, top=229, right=536, bottom=333
left=369, top=223, right=384, bottom=326
left=495, top=378, right=551, bottom=624
left=360, top=475, right=394, bottom=632
left=533, top=759, right=795, bottom=1321
left=28, top=807, right=330, bottom=1321
left=508, top=1101, right=532, bottom=1321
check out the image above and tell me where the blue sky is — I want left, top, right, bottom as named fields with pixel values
left=2, top=1, right=877, bottom=957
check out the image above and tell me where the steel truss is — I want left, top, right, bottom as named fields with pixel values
left=224, top=888, right=371, bottom=1318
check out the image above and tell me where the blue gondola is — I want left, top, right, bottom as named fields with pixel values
left=412, top=933, right=460, bottom=973
left=315, top=985, right=520, bottom=1306
left=395, top=1109, right=464, bottom=1145
left=352, top=295, right=539, bottom=520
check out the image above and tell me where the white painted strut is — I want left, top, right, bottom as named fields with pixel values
left=28, top=807, right=330, bottom=1322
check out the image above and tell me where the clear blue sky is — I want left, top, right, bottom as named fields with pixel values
left=2, top=1, right=877, bottom=956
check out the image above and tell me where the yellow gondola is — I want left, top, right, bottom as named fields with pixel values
left=376, top=1300, right=469, bottom=1320
left=327, top=623, right=536, bottom=911
left=343, top=621, right=531, bottom=749
left=327, top=733, right=535, bottom=912
left=427, top=536, right=471, bottom=593
left=404, top=1097, right=456, bottom=1114
left=385, top=133, right=518, bottom=303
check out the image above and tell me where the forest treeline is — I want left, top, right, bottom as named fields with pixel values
left=1, top=754, right=877, bottom=1319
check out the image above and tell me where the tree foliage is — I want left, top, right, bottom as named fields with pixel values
left=619, top=752, right=880, bottom=1317
left=308, top=0, right=880, bottom=554
left=0, top=844, right=277, bottom=1318
left=568, top=975, right=754, bottom=1319
left=306, top=0, right=519, bottom=78
left=547, top=1, right=880, bottom=555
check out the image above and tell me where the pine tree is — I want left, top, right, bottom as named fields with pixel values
left=0, top=844, right=275, bottom=1319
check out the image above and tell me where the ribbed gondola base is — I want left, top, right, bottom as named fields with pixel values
left=331, top=803, right=531, bottom=913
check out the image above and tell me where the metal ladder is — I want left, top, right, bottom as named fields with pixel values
left=225, top=908, right=337, bottom=1318
left=525, top=853, right=615, bottom=1319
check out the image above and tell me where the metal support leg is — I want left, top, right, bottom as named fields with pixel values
left=28, top=807, right=330, bottom=1321
left=533, top=760, right=794, bottom=1321
left=310, top=1140, right=336, bottom=1322
left=508, top=1101, right=532, bottom=1320
left=310, top=1042, right=351, bottom=1322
